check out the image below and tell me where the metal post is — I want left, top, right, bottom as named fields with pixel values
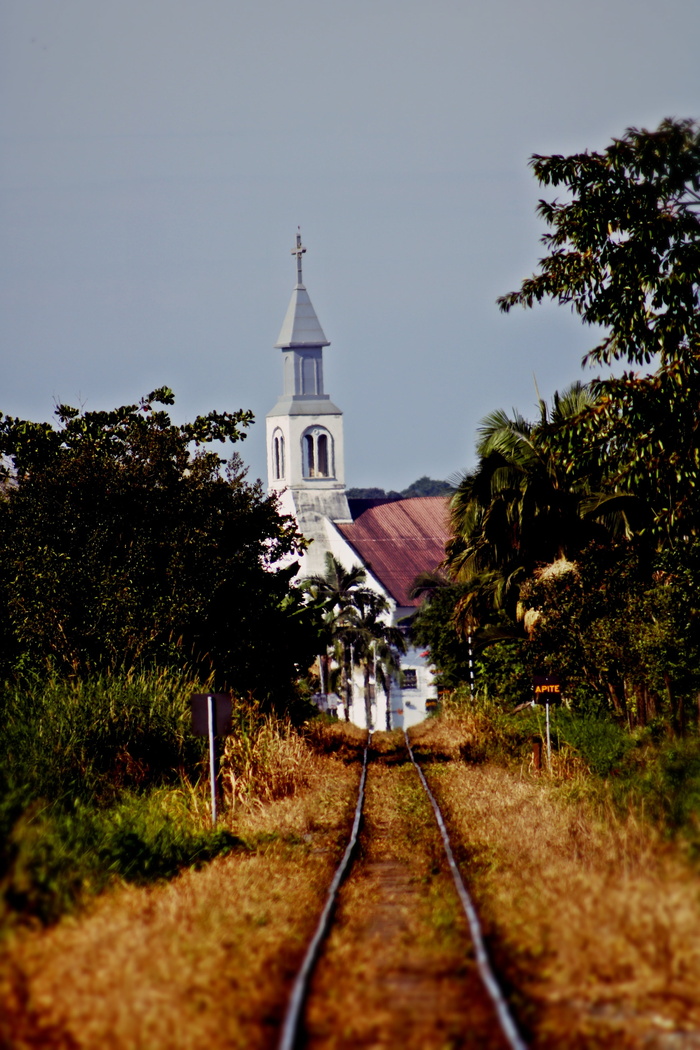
left=372, top=642, right=377, bottom=730
left=207, top=693, right=217, bottom=825
left=349, top=643, right=354, bottom=722
left=318, top=653, right=326, bottom=705
left=468, top=632, right=474, bottom=700
left=545, top=701, right=552, bottom=773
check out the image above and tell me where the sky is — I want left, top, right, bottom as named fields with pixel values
left=1, top=0, right=699, bottom=490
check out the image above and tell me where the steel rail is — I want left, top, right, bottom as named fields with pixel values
left=404, top=729, right=528, bottom=1050
left=277, top=734, right=371, bottom=1050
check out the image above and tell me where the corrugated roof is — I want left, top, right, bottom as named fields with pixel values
left=274, top=283, right=330, bottom=348
left=336, top=496, right=450, bottom=607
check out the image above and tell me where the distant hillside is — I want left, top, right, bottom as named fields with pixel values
left=346, top=476, right=454, bottom=500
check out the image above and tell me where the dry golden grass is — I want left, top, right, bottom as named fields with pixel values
left=221, top=714, right=319, bottom=806
left=409, top=707, right=494, bottom=762
left=0, top=736, right=364, bottom=1050
left=303, top=718, right=369, bottom=758
left=422, top=756, right=700, bottom=1048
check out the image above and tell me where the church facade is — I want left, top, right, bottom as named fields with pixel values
left=266, top=234, right=449, bottom=729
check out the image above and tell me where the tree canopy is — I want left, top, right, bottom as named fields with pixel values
left=498, top=118, right=700, bottom=542
left=0, top=389, right=318, bottom=705
left=498, top=117, right=700, bottom=369
left=423, top=120, right=700, bottom=725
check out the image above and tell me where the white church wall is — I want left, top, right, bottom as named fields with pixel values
left=321, top=527, right=438, bottom=730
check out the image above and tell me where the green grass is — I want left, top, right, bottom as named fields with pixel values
left=1, top=789, right=242, bottom=927
left=0, top=669, right=284, bottom=929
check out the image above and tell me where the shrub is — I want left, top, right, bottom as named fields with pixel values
left=0, top=670, right=207, bottom=805
left=554, top=709, right=632, bottom=777
left=0, top=789, right=241, bottom=927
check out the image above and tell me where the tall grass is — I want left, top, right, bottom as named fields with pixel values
left=0, top=670, right=324, bottom=929
left=221, top=710, right=315, bottom=806
left=0, top=669, right=205, bottom=805
left=435, top=686, right=700, bottom=853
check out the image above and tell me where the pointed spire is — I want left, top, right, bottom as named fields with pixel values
left=275, top=231, right=330, bottom=348
left=292, top=227, right=306, bottom=287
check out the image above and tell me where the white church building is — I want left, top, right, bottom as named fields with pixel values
left=266, top=234, right=449, bottom=730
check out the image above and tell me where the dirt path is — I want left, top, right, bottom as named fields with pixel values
left=302, top=749, right=512, bottom=1049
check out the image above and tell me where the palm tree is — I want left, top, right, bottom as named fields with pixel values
left=349, top=589, right=406, bottom=729
left=374, top=635, right=405, bottom=730
left=304, top=553, right=407, bottom=726
left=303, top=553, right=378, bottom=721
left=446, top=382, right=650, bottom=643
left=446, top=383, right=611, bottom=624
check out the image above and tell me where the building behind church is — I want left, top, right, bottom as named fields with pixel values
left=266, top=234, right=450, bottom=729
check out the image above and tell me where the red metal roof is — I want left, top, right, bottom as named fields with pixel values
left=336, top=496, right=450, bottom=607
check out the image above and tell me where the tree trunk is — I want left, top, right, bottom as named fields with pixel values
left=606, top=680, right=624, bottom=716
left=364, top=662, right=372, bottom=730
left=664, top=671, right=678, bottom=734
left=636, top=682, right=647, bottom=728
left=342, top=646, right=351, bottom=722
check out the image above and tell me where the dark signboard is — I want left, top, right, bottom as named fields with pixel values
left=191, top=693, right=233, bottom=736
left=532, top=675, right=561, bottom=703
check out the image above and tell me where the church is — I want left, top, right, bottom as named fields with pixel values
left=266, top=233, right=450, bottom=729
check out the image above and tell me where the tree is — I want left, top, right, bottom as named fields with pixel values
left=410, top=577, right=473, bottom=690
left=0, top=389, right=317, bottom=705
left=445, top=383, right=620, bottom=625
left=498, top=118, right=700, bottom=540
left=350, top=589, right=406, bottom=729
left=520, top=539, right=700, bottom=728
left=303, top=554, right=375, bottom=720
left=401, top=476, right=454, bottom=498
left=303, top=553, right=405, bottom=725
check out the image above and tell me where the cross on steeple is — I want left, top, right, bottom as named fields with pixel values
left=291, top=228, right=306, bottom=286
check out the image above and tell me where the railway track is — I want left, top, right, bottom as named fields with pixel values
left=279, top=729, right=527, bottom=1050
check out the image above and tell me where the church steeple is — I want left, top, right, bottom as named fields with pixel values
left=266, top=233, right=351, bottom=572
left=275, top=231, right=330, bottom=351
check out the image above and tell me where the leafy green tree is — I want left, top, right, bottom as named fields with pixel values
left=498, top=118, right=700, bottom=540
left=410, top=579, right=473, bottom=690
left=346, top=477, right=454, bottom=501
left=0, top=389, right=316, bottom=705
left=498, top=118, right=700, bottom=368
left=303, top=553, right=405, bottom=724
left=521, top=540, right=700, bottom=726
left=445, top=383, right=624, bottom=626
left=401, top=476, right=454, bottom=497
left=303, top=554, right=375, bottom=720
left=350, top=589, right=406, bottom=729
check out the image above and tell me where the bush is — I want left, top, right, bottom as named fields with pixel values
left=554, top=709, right=632, bottom=777
left=0, top=670, right=207, bottom=805
left=0, top=789, right=242, bottom=927
left=0, top=671, right=324, bottom=928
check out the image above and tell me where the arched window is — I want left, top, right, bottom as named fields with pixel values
left=302, top=427, right=334, bottom=478
left=272, top=429, right=285, bottom=480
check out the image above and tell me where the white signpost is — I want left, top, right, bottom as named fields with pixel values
left=533, top=676, right=561, bottom=772
left=191, top=693, right=233, bottom=824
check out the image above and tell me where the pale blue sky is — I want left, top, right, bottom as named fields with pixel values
left=1, top=0, right=698, bottom=488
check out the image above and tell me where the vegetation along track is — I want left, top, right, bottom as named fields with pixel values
left=279, top=728, right=527, bottom=1050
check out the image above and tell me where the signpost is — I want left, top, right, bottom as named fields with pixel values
left=532, top=676, right=561, bottom=773
left=191, top=693, right=233, bottom=825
